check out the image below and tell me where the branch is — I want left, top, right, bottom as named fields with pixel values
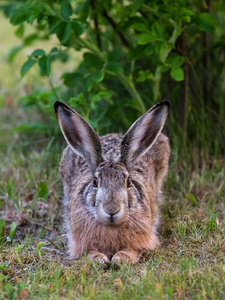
left=90, top=0, right=102, bottom=50
left=139, top=9, right=148, bottom=19
left=102, top=9, right=129, bottom=48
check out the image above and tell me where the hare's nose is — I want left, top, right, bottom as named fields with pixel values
left=103, top=202, right=120, bottom=216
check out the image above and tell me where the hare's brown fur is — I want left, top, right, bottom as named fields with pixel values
left=55, top=100, right=170, bottom=265
left=60, top=133, right=170, bottom=261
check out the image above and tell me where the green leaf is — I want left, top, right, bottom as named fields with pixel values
left=105, top=62, right=122, bottom=73
left=0, top=4, right=15, bottom=18
left=0, top=219, right=6, bottom=238
left=97, top=91, right=113, bottom=99
left=194, top=13, right=216, bottom=32
left=31, top=49, right=46, bottom=57
left=132, top=0, right=144, bottom=13
left=182, top=15, right=191, bottom=23
left=23, top=33, right=38, bottom=45
left=56, top=22, right=72, bottom=43
left=138, top=33, right=154, bottom=45
left=167, top=54, right=184, bottom=68
left=10, top=4, right=41, bottom=26
left=50, top=47, right=59, bottom=54
left=60, top=0, right=73, bottom=20
left=75, top=0, right=89, bottom=21
left=157, top=66, right=169, bottom=74
left=180, top=7, right=193, bottom=23
left=107, top=48, right=121, bottom=61
left=4, top=283, right=14, bottom=300
left=15, top=24, right=24, bottom=38
left=7, top=46, right=23, bottom=63
left=83, top=52, right=103, bottom=69
left=10, top=6, right=29, bottom=25
left=48, top=16, right=61, bottom=33
left=61, top=72, right=82, bottom=87
left=0, top=261, right=9, bottom=270
left=92, top=71, right=105, bottom=82
left=155, top=41, right=167, bottom=55
left=0, top=274, right=7, bottom=281
left=87, top=71, right=105, bottom=91
left=137, top=71, right=147, bottom=82
left=187, top=193, right=197, bottom=205
left=152, top=22, right=165, bottom=39
left=20, top=59, right=37, bottom=77
left=36, top=241, right=45, bottom=259
left=9, top=222, right=17, bottom=239
left=90, top=94, right=101, bottom=103
left=137, top=70, right=153, bottom=82
left=37, top=182, right=48, bottom=199
left=37, top=241, right=45, bottom=251
left=38, top=55, right=51, bottom=76
left=69, top=94, right=86, bottom=111
left=170, top=67, right=184, bottom=81
left=131, top=23, right=147, bottom=32
left=17, top=283, right=25, bottom=298
left=71, top=19, right=84, bottom=36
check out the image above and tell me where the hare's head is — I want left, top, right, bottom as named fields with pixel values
left=54, top=100, right=169, bottom=226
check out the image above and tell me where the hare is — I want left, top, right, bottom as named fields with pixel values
left=54, top=100, right=170, bottom=267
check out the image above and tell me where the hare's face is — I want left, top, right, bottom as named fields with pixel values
left=92, top=162, right=130, bottom=225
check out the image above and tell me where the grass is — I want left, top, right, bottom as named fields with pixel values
left=0, top=102, right=225, bottom=300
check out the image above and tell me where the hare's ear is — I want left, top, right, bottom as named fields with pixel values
left=54, top=101, right=103, bottom=173
left=120, top=100, right=170, bottom=170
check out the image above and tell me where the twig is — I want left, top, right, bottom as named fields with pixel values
left=90, top=0, right=102, bottom=50
left=102, top=9, right=129, bottom=48
left=139, top=10, right=148, bottom=19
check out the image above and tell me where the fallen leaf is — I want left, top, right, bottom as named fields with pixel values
left=176, top=285, right=182, bottom=298
left=115, top=278, right=123, bottom=288
left=15, top=277, right=19, bottom=283
left=83, top=261, right=90, bottom=275
left=215, top=216, right=220, bottom=227
left=20, top=289, right=26, bottom=299
left=156, top=282, right=161, bottom=292
left=49, top=283, right=53, bottom=292
left=6, top=97, right=12, bottom=108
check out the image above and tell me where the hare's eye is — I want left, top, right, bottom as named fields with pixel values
left=93, top=177, right=98, bottom=188
left=127, top=177, right=132, bottom=188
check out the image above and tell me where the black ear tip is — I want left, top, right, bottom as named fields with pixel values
left=54, top=100, right=70, bottom=114
left=54, top=101, right=61, bottom=113
left=150, top=99, right=170, bottom=113
left=160, top=99, right=170, bottom=109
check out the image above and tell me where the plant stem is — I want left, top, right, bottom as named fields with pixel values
left=90, top=0, right=102, bottom=50
left=116, top=72, right=146, bottom=113
left=77, top=38, right=105, bottom=61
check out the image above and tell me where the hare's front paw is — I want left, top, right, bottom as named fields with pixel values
left=111, top=250, right=140, bottom=265
left=87, top=251, right=110, bottom=269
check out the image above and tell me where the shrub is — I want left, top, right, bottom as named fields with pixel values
left=1, top=0, right=225, bottom=162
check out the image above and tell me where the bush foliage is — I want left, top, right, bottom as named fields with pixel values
left=1, top=0, right=225, bottom=161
